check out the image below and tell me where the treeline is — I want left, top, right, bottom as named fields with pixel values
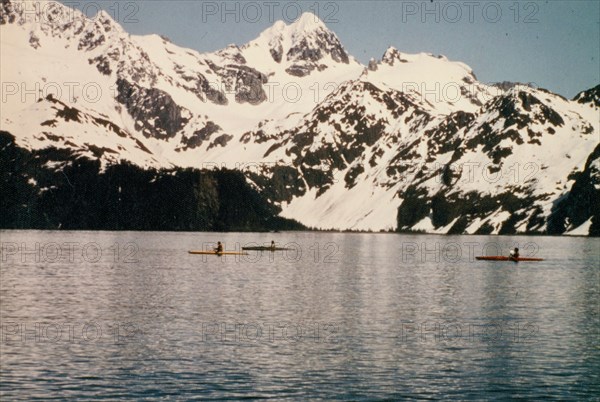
left=0, top=131, right=304, bottom=231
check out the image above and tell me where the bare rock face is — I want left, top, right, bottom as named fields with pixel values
left=115, top=78, right=189, bottom=139
left=381, top=47, right=406, bottom=66
left=368, top=58, right=378, bottom=71
left=270, top=41, right=284, bottom=63
left=180, top=122, right=222, bottom=150
left=574, top=84, right=600, bottom=108
left=232, top=66, right=268, bottom=105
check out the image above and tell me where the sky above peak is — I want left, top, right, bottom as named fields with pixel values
left=58, top=0, right=599, bottom=98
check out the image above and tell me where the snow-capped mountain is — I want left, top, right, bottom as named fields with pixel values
left=2, top=0, right=599, bottom=235
left=1, top=0, right=362, bottom=165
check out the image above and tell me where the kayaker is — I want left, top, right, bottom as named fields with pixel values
left=215, top=242, right=223, bottom=253
left=509, top=247, right=519, bottom=260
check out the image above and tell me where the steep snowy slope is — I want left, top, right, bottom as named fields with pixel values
left=395, top=87, right=599, bottom=235
left=244, top=78, right=598, bottom=232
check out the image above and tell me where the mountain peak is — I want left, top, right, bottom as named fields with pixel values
left=96, top=9, right=118, bottom=26
left=288, top=12, right=327, bottom=32
left=573, top=84, right=600, bottom=108
left=248, top=11, right=351, bottom=73
left=270, top=20, right=287, bottom=32
left=381, top=46, right=404, bottom=66
left=258, top=12, right=330, bottom=42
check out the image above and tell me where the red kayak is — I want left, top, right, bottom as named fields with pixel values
left=476, top=256, right=544, bottom=261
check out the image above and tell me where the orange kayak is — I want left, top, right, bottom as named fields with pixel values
left=188, top=251, right=248, bottom=256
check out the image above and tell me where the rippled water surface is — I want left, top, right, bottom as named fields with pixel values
left=1, top=230, right=599, bottom=400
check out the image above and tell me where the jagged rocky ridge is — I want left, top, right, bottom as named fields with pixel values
left=1, top=0, right=599, bottom=235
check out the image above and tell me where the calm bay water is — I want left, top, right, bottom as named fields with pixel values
left=1, top=230, right=599, bottom=400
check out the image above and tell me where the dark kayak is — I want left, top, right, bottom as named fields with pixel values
left=475, top=256, right=544, bottom=261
